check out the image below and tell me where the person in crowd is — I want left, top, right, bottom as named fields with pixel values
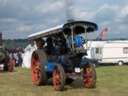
left=17, top=51, right=23, bottom=66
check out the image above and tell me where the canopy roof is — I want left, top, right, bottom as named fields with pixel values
left=28, top=21, right=98, bottom=40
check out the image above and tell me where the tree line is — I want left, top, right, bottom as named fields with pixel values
left=3, top=39, right=29, bottom=49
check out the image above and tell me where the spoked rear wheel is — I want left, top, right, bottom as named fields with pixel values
left=7, top=58, right=15, bottom=72
left=83, top=63, right=96, bottom=88
left=53, top=64, right=65, bottom=91
left=31, top=50, right=47, bottom=86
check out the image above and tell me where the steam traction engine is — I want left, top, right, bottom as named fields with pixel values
left=28, top=21, right=97, bottom=91
left=0, top=32, right=14, bottom=72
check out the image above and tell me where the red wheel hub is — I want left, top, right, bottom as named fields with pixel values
left=53, top=68, right=61, bottom=90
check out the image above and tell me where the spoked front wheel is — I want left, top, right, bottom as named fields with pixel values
left=52, top=64, right=65, bottom=91
left=83, top=63, right=96, bottom=88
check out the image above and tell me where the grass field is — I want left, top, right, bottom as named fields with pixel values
left=0, top=66, right=128, bottom=96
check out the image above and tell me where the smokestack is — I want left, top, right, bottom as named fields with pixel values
left=65, top=0, right=74, bottom=22
left=0, top=32, right=2, bottom=46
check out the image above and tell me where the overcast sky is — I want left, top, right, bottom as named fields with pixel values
left=0, top=0, right=128, bottom=39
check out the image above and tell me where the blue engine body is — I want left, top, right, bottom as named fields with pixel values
left=45, top=61, right=56, bottom=73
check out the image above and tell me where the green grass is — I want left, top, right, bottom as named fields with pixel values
left=0, top=66, right=128, bottom=96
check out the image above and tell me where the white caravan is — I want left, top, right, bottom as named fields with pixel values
left=85, top=40, right=128, bottom=65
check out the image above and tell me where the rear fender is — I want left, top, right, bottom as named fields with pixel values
left=81, top=57, right=97, bottom=67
